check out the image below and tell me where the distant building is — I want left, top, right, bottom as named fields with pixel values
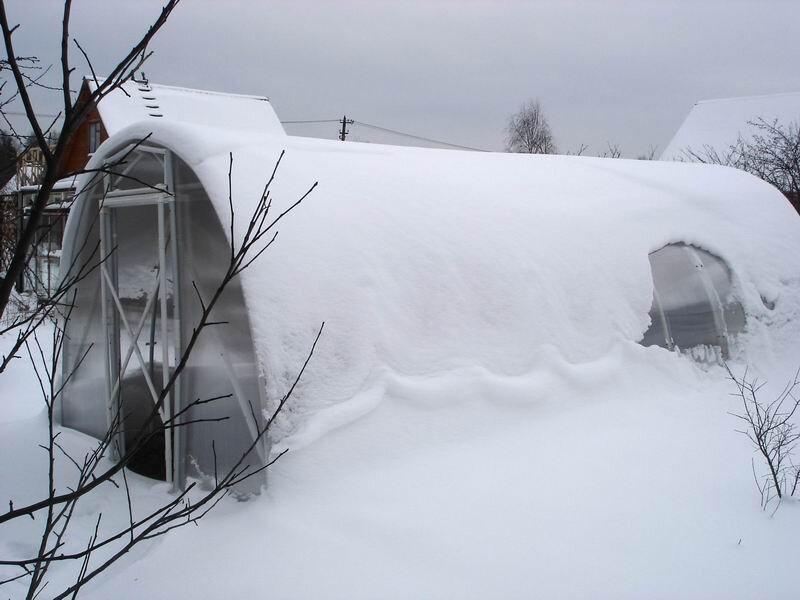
left=661, top=92, right=800, bottom=213
left=1, top=143, right=75, bottom=297
left=661, top=91, right=800, bottom=161
left=2, top=76, right=279, bottom=298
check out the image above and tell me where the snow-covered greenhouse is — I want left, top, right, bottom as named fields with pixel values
left=58, top=81, right=800, bottom=490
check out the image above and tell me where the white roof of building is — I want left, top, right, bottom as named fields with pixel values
left=7, top=80, right=285, bottom=195
left=67, top=120, right=800, bottom=446
left=661, top=91, right=800, bottom=160
left=87, top=78, right=285, bottom=138
left=3, top=175, right=78, bottom=195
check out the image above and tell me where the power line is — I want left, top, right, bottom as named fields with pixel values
left=282, top=116, right=488, bottom=152
left=280, top=119, right=341, bottom=125
left=5, top=113, right=489, bottom=151
left=353, top=120, right=488, bottom=152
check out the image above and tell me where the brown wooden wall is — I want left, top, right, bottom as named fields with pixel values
left=55, top=85, right=108, bottom=180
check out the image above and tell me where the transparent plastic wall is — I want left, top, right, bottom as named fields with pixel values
left=173, top=156, right=267, bottom=493
left=60, top=151, right=174, bottom=467
left=641, top=243, right=745, bottom=358
left=60, top=147, right=267, bottom=492
left=59, top=178, right=108, bottom=439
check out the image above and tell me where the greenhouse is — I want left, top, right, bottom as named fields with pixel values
left=58, top=103, right=800, bottom=490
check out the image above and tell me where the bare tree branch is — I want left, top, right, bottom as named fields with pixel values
left=0, top=5, right=50, bottom=160
left=60, top=0, right=74, bottom=119
left=0, top=3, right=331, bottom=596
left=0, top=0, right=181, bottom=325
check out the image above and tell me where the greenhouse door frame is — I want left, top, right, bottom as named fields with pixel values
left=98, top=147, right=183, bottom=486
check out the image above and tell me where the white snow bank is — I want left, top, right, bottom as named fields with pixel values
left=70, top=342, right=800, bottom=600
left=4, top=307, right=800, bottom=599
left=0, top=313, right=49, bottom=424
left=75, top=122, right=800, bottom=447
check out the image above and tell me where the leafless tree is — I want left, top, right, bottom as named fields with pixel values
left=505, top=99, right=556, bottom=154
left=565, top=143, right=588, bottom=157
left=636, top=145, right=658, bottom=161
left=600, top=142, right=622, bottom=159
left=0, top=2, right=323, bottom=598
left=681, top=118, right=800, bottom=212
left=565, top=143, right=657, bottom=160
left=727, top=365, right=800, bottom=510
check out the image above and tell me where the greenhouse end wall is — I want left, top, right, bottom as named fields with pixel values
left=59, top=144, right=267, bottom=492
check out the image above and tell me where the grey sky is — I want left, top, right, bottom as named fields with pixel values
left=5, top=0, right=800, bottom=156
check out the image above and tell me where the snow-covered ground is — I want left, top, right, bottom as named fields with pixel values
left=2, top=321, right=800, bottom=599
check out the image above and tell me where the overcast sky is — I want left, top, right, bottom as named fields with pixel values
left=5, top=0, right=800, bottom=156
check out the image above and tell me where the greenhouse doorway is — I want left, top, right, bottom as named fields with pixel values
left=99, top=186, right=181, bottom=482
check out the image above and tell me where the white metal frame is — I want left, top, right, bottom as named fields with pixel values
left=98, top=142, right=266, bottom=488
left=100, top=146, right=181, bottom=485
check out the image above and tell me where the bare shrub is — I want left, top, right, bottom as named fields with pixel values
left=727, top=366, right=800, bottom=510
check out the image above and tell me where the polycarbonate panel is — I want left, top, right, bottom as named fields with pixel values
left=59, top=184, right=109, bottom=438
left=641, top=243, right=744, bottom=358
left=173, top=156, right=267, bottom=494
left=109, top=148, right=165, bottom=191
left=640, top=292, right=669, bottom=349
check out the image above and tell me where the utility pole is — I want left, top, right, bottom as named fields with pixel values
left=339, top=115, right=354, bottom=141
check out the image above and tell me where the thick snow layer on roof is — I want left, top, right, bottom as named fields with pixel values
left=661, top=91, right=800, bottom=160
left=78, top=122, right=800, bottom=447
left=86, top=78, right=285, bottom=138
left=18, top=176, right=77, bottom=193
left=1, top=175, right=75, bottom=195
